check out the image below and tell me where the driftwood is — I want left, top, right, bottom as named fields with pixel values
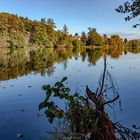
left=40, top=52, right=140, bottom=140
left=86, top=56, right=118, bottom=140
left=85, top=55, right=140, bottom=140
left=86, top=85, right=117, bottom=140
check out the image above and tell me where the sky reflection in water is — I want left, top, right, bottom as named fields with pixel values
left=0, top=48, right=140, bottom=140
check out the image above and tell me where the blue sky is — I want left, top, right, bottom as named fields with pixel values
left=0, top=0, right=140, bottom=38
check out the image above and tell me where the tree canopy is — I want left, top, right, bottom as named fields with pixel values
left=0, top=12, right=139, bottom=49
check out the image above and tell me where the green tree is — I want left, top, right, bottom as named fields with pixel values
left=109, top=35, right=123, bottom=47
left=63, top=24, right=69, bottom=35
left=87, top=28, right=103, bottom=46
left=40, top=18, right=46, bottom=25
left=81, top=32, right=87, bottom=46
left=74, top=33, right=78, bottom=37
left=72, top=39, right=82, bottom=47
left=46, top=18, right=56, bottom=29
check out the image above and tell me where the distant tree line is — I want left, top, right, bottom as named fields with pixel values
left=0, top=12, right=140, bottom=48
left=124, top=38, right=140, bottom=48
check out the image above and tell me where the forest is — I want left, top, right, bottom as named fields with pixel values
left=0, top=12, right=140, bottom=49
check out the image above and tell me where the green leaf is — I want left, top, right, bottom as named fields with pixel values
left=42, top=84, right=51, bottom=91
left=54, top=92, right=59, bottom=97
left=61, top=77, right=67, bottom=83
left=65, top=87, right=70, bottom=92
left=74, top=92, right=79, bottom=97
left=59, top=94, right=64, bottom=99
left=39, top=102, right=45, bottom=110
left=44, top=110, right=50, bottom=116
left=45, top=110, right=55, bottom=123
left=55, top=82, right=61, bottom=87
left=46, top=89, right=52, bottom=99
left=79, top=96, right=85, bottom=100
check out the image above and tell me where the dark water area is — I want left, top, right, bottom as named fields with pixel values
left=0, top=47, right=140, bottom=140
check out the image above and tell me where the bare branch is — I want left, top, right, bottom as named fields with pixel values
left=86, top=85, right=97, bottom=103
left=104, top=95, right=119, bottom=105
left=98, top=56, right=107, bottom=97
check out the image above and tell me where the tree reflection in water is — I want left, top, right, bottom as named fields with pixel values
left=0, top=46, right=140, bottom=81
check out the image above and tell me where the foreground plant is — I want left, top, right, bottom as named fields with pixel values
left=39, top=57, right=140, bottom=140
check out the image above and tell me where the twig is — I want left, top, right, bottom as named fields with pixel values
left=98, top=56, right=107, bottom=97
left=104, top=95, right=119, bottom=105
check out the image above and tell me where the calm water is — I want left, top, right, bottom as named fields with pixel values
left=0, top=47, right=140, bottom=140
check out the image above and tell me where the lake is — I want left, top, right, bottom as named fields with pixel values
left=0, top=47, right=140, bottom=140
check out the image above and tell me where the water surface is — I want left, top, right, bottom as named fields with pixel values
left=0, top=47, right=140, bottom=140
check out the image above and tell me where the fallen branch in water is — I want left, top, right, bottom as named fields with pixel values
left=39, top=55, right=140, bottom=140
